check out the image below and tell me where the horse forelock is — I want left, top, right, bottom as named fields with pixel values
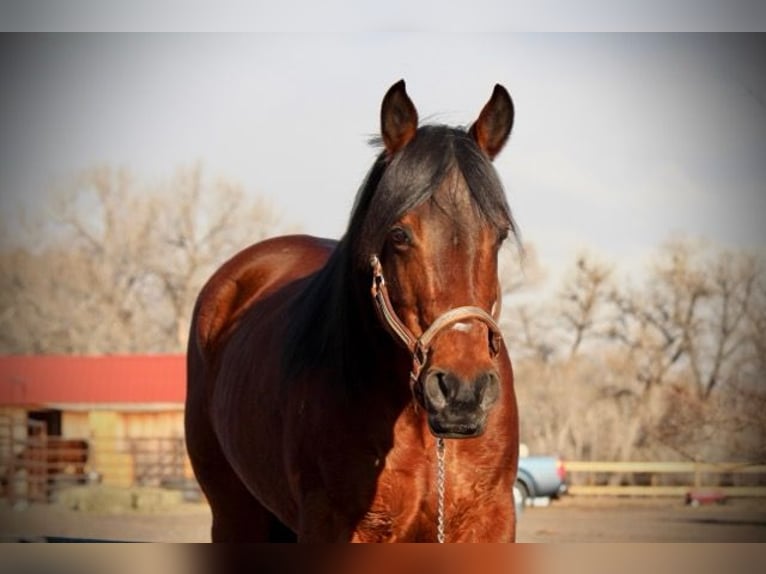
left=347, top=124, right=517, bottom=270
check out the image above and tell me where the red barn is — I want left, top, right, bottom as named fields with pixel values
left=0, top=355, right=191, bottom=493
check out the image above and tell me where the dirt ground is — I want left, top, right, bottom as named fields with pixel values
left=0, top=496, right=765, bottom=542
left=516, top=496, right=766, bottom=542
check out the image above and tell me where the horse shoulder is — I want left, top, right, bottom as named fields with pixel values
left=194, top=234, right=335, bottom=357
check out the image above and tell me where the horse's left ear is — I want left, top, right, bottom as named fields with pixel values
left=381, top=79, right=419, bottom=156
left=469, top=84, right=514, bottom=160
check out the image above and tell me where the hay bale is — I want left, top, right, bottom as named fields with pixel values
left=56, top=485, right=184, bottom=513
left=57, top=485, right=133, bottom=513
left=131, top=487, right=183, bottom=511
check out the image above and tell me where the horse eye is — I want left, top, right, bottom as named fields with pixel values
left=389, top=226, right=411, bottom=247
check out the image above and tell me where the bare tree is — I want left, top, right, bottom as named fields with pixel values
left=498, top=243, right=554, bottom=362
left=743, top=265, right=766, bottom=378
left=144, top=163, right=288, bottom=349
left=611, top=240, right=762, bottom=400
left=506, top=305, right=557, bottom=364
left=557, top=253, right=613, bottom=359
left=602, top=240, right=766, bottom=464
left=510, top=252, right=626, bottom=461
left=0, top=163, right=290, bottom=354
left=690, top=252, right=760, bottom=399
left=514, top=239, right=766, bottom=466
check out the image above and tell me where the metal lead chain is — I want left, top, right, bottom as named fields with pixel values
left=436, top=437, right=446, bottom=543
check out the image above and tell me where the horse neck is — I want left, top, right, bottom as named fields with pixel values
left=333, top=256, right=413, bottom=399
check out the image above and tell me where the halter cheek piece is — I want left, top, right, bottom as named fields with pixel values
left=369, top=255, right=504, bottom=391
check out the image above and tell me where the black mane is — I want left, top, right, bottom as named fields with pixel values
left=282, top=124, right=516, bottom=386
left=348, top=125, right=515, bottom=270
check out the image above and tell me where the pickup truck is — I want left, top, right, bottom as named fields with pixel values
left=514, top=454, right=567, bottom=512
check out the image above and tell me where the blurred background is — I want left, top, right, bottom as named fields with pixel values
left=0, top=6, right=765, bottom=539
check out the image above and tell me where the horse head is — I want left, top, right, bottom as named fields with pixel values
left=362, top=80, right=515, bottom=439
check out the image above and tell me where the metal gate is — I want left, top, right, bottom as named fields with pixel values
left=0, top=414, right=90, bottom=504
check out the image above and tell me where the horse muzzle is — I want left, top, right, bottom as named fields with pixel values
left=369, top=254, right=505, bottom=438
left=419, top=368, right=500, bottom=438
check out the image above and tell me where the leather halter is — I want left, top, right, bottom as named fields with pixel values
left=369, top=255, right=504, bottom=388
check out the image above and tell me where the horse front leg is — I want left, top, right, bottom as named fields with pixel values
left=296, top=491, right=357, bottom=542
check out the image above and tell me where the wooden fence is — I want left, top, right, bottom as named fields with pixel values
left=1, top=429, right=199, bottom=505
left=564, top=460, right=766, bottom=497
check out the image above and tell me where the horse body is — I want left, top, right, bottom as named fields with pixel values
left=186, top=81, right=520, bottom=542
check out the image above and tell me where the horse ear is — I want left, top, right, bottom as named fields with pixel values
left=381, top=79, right=418, bottom=156
left=469, top=84, right=514, bottom=160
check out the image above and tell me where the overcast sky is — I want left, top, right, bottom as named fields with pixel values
left=1, top=32, right=765, bottom=283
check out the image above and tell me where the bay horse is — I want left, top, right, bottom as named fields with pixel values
left=185, top=80, right=520, bottom=542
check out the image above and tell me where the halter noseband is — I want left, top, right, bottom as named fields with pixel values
left=369, top=255, right=504, bottom=388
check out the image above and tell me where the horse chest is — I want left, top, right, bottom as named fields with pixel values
left=354, top=464, right=506, bottom=542
left=353, top=462, right=435, bottom=542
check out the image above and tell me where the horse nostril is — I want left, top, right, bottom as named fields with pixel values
left=423, top=370, right=453, bottom=411
left=437, top=372, right=450, bottom=400
left=423, top=369, right=500, bottom=413
left=478, top=370, right=500, bottom=409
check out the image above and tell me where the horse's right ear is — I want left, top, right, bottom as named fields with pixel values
left=381, top=79, right=418, bottom=156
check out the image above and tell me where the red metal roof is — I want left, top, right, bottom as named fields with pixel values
left=0, top=355, right=186, bottom=406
